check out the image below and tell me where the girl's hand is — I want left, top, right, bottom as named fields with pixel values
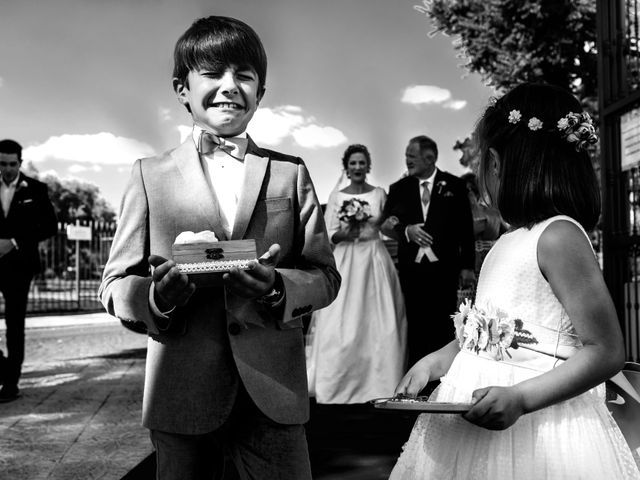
left=463, top=385, right=526, bottom=430
left=394, top=356, right=432, bottom=397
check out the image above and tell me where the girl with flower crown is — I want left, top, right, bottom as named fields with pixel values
left=389, top=83, right=640, bottom=479
left=306, top=144, right=407, bottom=404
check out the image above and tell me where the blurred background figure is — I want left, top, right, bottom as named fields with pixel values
left=460, top=172, right=508, bottom=275
left=306, top=144, right=407, bottom=404
left=0, top=139, right=57, bottom=403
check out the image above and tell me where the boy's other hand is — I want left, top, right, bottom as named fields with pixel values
left=223, top=243, right=281, bottom=298
left=149, top=254, right=196, bottom=310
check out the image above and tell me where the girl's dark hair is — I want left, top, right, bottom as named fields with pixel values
left=341, top=144, right=372, bottom=173
left=173, top=16, right=267, bottom=95
left=474, top=83, right=600, bottom=230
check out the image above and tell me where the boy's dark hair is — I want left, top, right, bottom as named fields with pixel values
left=341, top=144, right=371, bottom=173
left=0, top=139, right=22, bottom=161
left=474, top=83, right=600, bottom=231
left=173, top=16, right=267, bottom=95
left=409, top=135, right=438, bottom=160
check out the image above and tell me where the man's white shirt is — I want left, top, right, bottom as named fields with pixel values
left=0, top=175, right=19, bottom=218
left=410, top=169, right=439, bottom=263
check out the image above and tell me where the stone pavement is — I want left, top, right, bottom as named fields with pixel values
left=0, top=313, right=151, bottom=480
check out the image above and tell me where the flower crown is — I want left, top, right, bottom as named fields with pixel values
left=507, top=109, right=598, bottom=152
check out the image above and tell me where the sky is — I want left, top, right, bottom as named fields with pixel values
left=0, top=0, right=495, bottom=212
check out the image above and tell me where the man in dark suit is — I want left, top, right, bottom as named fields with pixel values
left=0, top=139, right=57, bottom=402
left=382, top=135, right=475, bottom=368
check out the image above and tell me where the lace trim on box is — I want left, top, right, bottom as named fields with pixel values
left=177, top=260, right=252, bottom=273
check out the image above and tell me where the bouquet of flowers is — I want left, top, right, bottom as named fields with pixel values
left=452, top=299, right=537, bottom=360
left=337, top=197, right=372, bottom=226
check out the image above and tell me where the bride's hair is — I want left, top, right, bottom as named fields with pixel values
left=341, top=144, right=372, bottom=173
left=474, top=83, right=600, bottom=231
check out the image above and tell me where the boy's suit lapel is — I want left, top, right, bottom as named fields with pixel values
left=232, top=136, right=267, bottom=240
left=172, top=140, right=228, bottom=241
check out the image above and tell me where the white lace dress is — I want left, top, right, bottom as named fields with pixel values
left=389, top=215, right=640, bottom=479
left=306, top=187, right=407, bottom=404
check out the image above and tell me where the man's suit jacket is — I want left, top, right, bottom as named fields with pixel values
left=0, top=173, right=57, bottom=275
left=99, top=137, right=340, bottom=435
left=384, top=169, right=475, bottom=273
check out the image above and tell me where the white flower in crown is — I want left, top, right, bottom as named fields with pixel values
left=557, top=117, right=570, bottom=131
left=528, top=117, right=543, bottom=131
left=508, top=110, right=522, bottom=124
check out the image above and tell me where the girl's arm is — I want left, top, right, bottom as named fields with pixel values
left=465, top=220, right=625, bottom=429
left=394, top=340, right=460, bottom=396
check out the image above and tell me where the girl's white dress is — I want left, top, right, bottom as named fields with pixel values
left=390, top=215, right=640, bottom=479
left=306, top=187, right=407, bottom=404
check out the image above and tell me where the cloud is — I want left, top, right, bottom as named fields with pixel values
left=248, top=106, right=346, bottom=149
left=401, top=85, right=467, bottom=110
left=177, top=125, right=192, bottom=144
left=24, top=132, right=155, bottom=165
left=444, top=100, right=467, bottom=110
left=68, top=164, right=103, bottom=173
left=292, top=125, right=347, bottom=149
left=158, top=107, right=173, bottom=122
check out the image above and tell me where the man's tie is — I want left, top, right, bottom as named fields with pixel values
left=198, top=131, right=248, bottom=160
left=421, top=180, right=430, bottom=206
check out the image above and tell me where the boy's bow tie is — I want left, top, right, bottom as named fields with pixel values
left=198, top=131, right=248, bottom=160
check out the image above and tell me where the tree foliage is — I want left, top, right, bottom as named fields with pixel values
left=416, top=0, right=597, bottom=170
left=418, top=0, right=597, bottom=100
left=23, top=161, right=116, bottom=223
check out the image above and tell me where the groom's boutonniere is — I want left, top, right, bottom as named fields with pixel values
left=436, top=180, right=449, bottom=196
left=17, top=180, right=28, bottom=190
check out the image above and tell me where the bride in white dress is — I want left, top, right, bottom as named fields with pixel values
left=306, top=144, right=407, bottom=404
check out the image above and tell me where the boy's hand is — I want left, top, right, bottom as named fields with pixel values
left=394, top=355, right=433, bottom=397
left=463, top=385, right=525, bottom=430
left=223, top=244, right=281, bottom=298
left=149, top=255, right=196, bottom=311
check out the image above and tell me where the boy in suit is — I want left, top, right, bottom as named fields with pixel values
left=382, top=135, right=475, bottom=368
left=99, top=16, right=340, bottom=480
left=0, top=139, right=57, bottom=402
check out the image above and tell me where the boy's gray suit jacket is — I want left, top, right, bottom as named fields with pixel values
left=99, top=136, right=340, bottom=435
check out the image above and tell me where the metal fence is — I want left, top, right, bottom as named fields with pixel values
left=0, top=220, right=116, bottom=316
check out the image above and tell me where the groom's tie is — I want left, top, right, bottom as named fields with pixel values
left=416, top=179, right=439, bottom=263
left=198, top=131, right=248, bottom=160
left=421, top=180, right=430, bottom=207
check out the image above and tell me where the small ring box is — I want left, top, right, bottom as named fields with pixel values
left=172, top=239, right=257, bottom=287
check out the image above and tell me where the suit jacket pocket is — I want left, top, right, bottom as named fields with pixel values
left=265, top=197, right=291, bottom=213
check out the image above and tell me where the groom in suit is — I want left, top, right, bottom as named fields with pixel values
left=99, top=16, right=339, bottom=480
left=0, top=139, right=57, bottom=402
left=382, top=135, right=475, bottom=368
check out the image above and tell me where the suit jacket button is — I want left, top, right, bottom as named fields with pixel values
left=228, top=323, right=241, bottom=335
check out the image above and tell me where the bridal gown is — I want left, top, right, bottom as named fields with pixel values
left=390, top=215, right=640, bottom=479
left=306, top=187, right=407, bottom=404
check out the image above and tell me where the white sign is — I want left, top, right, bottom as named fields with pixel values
left=66, top=225, right=92, bottom=241
left=621, top=107, right=640, bottom=171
